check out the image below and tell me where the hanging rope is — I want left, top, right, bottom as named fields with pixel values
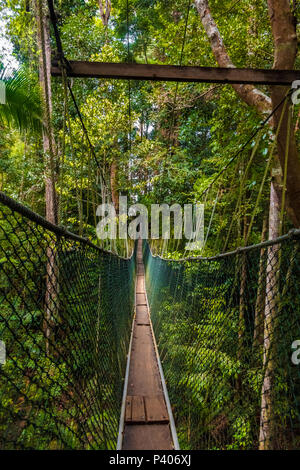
left=58, top=66, right=68, bottom=223
left=203, top=187, right=220, bottom=251
left=244, top=97, right=289, bottom=245
left=168, top=0, right=192, bottom=149
left=126, top=0, right=132, bottom=154
left=279, top=103, right=293, bottom=236
left=199, top=90, right=293, bottom=199
left=47, top=0, right=107, bottom=192
left=223, top=130, right=264, bottom=252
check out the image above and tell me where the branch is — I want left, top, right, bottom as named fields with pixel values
left=99, top=0, right=111, bottom=26
left=194, top=0, right=272, bottom=115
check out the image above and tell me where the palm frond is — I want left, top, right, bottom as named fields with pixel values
left=0, top=67, right=43, bottom=133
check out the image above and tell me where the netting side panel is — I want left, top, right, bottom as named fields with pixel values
left=144, top=240, right=300, bottom=450
left=0, top=203, right=135, bottom=449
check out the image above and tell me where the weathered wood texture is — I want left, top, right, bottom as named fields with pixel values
left=125, top=395, right=168, bottom=424
left=51, top=61, right=300, bottom=85
left=136, top=275, right=145, bottom=293
left=122, top=240, right=174, bottom=450
left=122, top=425, right=173, bottom=450
left=136, top=305, right=150, bottom=325
left=136, top=293, right=146, bottom=305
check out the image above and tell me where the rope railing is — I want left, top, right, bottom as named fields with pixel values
left=144, top=234, right=300, bottom=450
left=2, top=188, right=300, bottom=450
left=0, top=193, right=136, bottom=449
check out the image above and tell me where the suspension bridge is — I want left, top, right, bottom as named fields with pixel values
left=0, top=191, right=300, bottom=450
left=1, top=0, right=300, bottom=452
left=120, top=240, right=176, bottom=450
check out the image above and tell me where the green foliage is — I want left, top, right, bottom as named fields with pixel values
left=0, top=67, right=42, bottom=132
left=1, top=0, right=293, bottom=249
left=1, top=0, right=300, bottom=452
left=0, top=205, right=136, bottom=449
left=145, top=241, right=300, bottom=450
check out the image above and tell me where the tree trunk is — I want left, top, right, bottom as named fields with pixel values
left=35, top=0, right=58, bottom=355
left=35, top=0, right=57, bottom=224
left=194, top=0, right=300, bottom=227
left=99, top=0, right=111, bottom=26
left=259, top=173, right=282, bottom=450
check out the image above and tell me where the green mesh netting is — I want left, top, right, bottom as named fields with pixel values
left=0, top=198, right=135, bottom=450
left=144, top=237, right=300, bottom=450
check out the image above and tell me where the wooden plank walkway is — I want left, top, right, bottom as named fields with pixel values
left=121, top=240, right=174, bottom=450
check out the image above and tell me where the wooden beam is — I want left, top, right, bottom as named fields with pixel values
left=51, top=60, right=300, bottom=85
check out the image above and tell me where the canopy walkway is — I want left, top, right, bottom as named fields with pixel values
left=1, top=192, right=300, bottom=450
left=120, top=240, right=176, bottom=450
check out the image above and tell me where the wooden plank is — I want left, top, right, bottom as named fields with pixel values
left=125, top=396, right=132, bottom=423
left=137, top=264, right=144, bottom=274
left=122, top=424, right=173, bottom=450
left=51, top=60, right=300, bottom=85
left=136, top=293, right=146, bottom=305
left=136, top=305, right=148, bottom=314
left=136, top=305, right=149, bottom=325
left=127, top=325, right=162, bottom=396
left=125, top=396, right=146, bottom=424
left=132, top=396, right=146, bottom=423
left=145, top=396, right=169, bottom=424
left=136, top=275, right=144, bottom=293
left=125, top=395, right=169, bottom=424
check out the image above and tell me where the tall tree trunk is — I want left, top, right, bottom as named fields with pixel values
left=36, top=0, right=57, bottom=224
left=35, top=0, right=58, bottom=354
left=98, top=0, right=111, bottom=26
left=193, top=0, right=297, bottom=448
left=259, top=172, right=282, bottom=450
left=99, top=2, right=115, bottom=211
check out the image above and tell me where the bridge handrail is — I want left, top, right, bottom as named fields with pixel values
left=147, top=228, right=300, bottom=263
left=0, top=191, right=133, bottom=260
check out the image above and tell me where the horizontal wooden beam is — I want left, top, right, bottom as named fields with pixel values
left=51, top=60, right=300, bottom=85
